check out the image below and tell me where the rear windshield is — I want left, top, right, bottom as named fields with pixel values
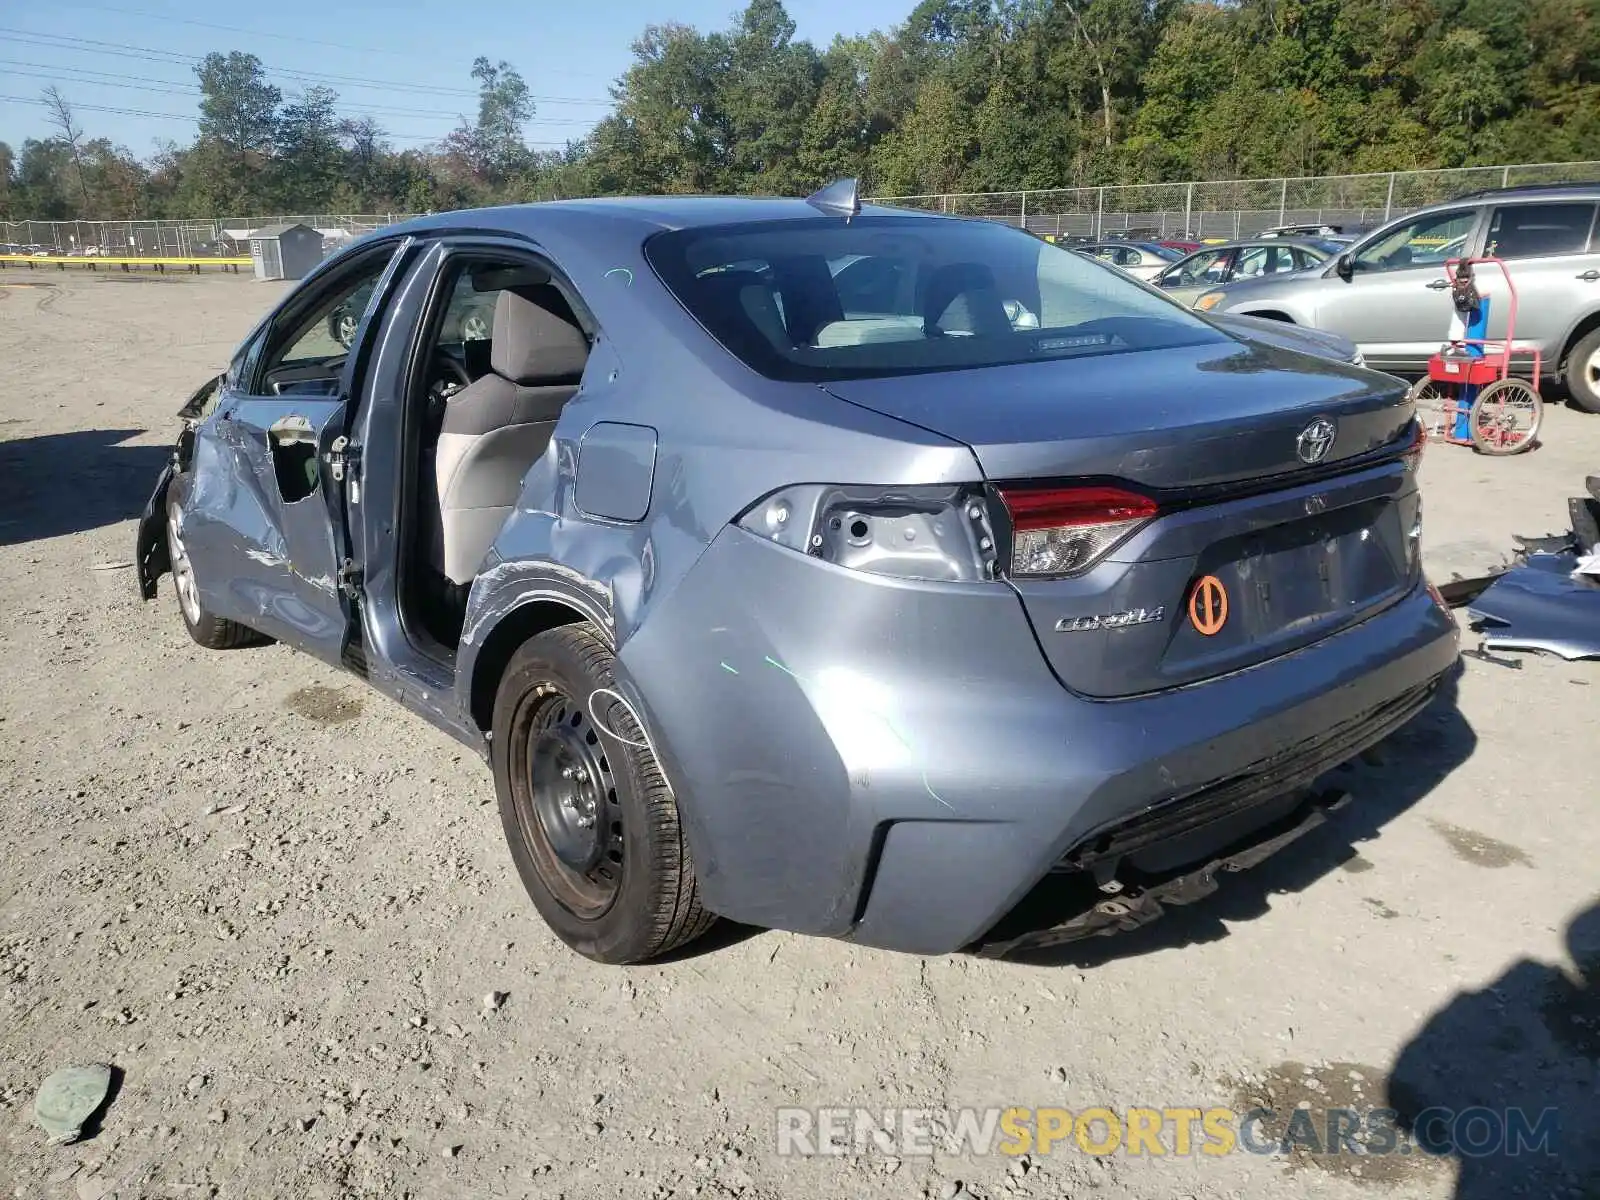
left=644, top=216, right=1228, bottom=382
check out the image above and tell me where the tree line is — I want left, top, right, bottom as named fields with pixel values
left=3, top=0, right=1598, bottom=223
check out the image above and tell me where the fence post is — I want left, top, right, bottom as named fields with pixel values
left=1183, top=183, right=1193, bottom=238
left=1020, top=190, right=1028, bottom=230
left=1278, top=178, right=1288, bottom=226
left=1095, top=186, right=1104, bottom=238
left=1384, top=173, right=1396, bottom=222
left=1502, top=166, right=1510, bottom=188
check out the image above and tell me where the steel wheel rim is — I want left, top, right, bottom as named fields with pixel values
left=167, top=507, right=202, bottom=625
left=1472, top=380, right=1541, bottom=452
left=1408, top=379, right=1455, bottom=439
left=520, top=686, right=624, bottom=918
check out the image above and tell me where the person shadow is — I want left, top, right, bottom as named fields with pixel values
left=1386, top=898, right=1600, bottom=1197
left=0, top=429, right=171, bottom=547
left=991, top=661, right=1476, bottom=966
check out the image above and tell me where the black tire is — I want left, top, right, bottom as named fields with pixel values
left=1565, top=326, right=1600, bottom=414
left=491, top=624, right=714, bottom=964
left=166, top=476, right=269, bottom=650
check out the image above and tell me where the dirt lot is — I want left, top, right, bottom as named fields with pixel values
left=1, top=272, right=1596, bottom=1200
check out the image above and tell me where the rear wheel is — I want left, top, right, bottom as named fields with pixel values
left=1565, top=326, right=1600, bottom=414
left=1470, top=378, right=1542, bottom=456
left=491, top=624, right=714, bottom=964
left=1406, top=377, right=1457, bottom=442
left=166, top=477, right=268, bottom=650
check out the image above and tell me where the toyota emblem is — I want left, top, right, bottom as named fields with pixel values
left=1296, top=417, right=1337, bottom=465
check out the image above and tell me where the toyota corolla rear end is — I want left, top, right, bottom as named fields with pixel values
left=617, top=212, right=1460, bottom=956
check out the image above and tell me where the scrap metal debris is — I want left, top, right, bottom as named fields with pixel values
left=34, top=1063, right=113, bottom=1145
left=1449, top=476, right=1600, bottom=662
left=1468, top=552, right=1600, bottom=661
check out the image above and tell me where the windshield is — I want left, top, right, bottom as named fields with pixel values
left=645, top=217, right=1225, bottom=382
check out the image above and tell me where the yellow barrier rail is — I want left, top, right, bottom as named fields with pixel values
left=0, top=254, right=253, bottom=273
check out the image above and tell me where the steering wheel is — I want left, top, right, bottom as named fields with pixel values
left=425, top=351, right=474, bottom=437
left=433, top=351, right=471, bottom=390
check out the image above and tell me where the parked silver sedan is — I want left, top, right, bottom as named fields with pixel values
left=1072, top=240, right=1185, bottom=281
left=1153, top=238, right=1345, bottom=307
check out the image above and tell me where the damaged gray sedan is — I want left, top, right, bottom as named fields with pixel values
left=137, top=184, right=1460, bottom=963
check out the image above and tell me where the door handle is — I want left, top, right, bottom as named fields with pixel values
left=1577, top=269, right=1600, bottom=282
left=1425, top=279, right=1450, bottom=290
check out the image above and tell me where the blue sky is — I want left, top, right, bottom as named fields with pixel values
left=1, top=0, right=913, bottom=158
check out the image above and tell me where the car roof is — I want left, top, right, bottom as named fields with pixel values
left=1188, top=237, right=1335, bottom=252
left=1406, top=181, right=1600, bottom=216
left=390, top=196, right=953, bottom=241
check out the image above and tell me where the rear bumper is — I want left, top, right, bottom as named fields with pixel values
left=618, top=528, right=1460, bottom=956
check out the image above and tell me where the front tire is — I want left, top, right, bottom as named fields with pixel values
left=166, top=477, right=268, bottom=650
left=491, top=625, right=714, bottom=964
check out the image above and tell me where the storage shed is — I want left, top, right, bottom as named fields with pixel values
left=247, top=223, right=323, bottom=281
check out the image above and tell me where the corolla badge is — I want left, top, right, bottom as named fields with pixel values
left=1296, top=416, right=1337, bottom=465
left=1056, top=606, right=1165, bottom=633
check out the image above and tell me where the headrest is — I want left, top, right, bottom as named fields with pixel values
left=490, top=285, right=589, bottom=385
left=921, top=263, right=1011, bottom=336
left=694, top=270, right=791, bottom=348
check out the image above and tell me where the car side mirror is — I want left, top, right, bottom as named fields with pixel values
left=1335, top=254, right=1355, bottom=281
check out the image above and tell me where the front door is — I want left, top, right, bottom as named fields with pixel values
left=182, top=242, right=405, bottom=661
left=1312, top=207, right=1484, bottom=372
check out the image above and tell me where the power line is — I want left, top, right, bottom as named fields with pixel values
left=58, top=2, right=610, bottom=78
left=0, top=27, right=615, bottom=105
left=0, top=94, right=579, bottom=145
left=0, top=59, right=599, bottom=124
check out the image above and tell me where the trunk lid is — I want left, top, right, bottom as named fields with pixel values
left=823, top=342, right=1421, bottom=697
left=821, top=341, right=1407, bottom=486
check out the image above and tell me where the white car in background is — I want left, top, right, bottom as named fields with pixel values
left=1071, top=240, right=1185, bottom=281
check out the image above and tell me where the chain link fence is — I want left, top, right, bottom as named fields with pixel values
left=0, top=213, right=418, bottom=256
left=8, top=160, right=1600, bottom=253
left=869, top=160, right=1600, bottom=239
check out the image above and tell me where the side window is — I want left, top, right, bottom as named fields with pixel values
left=1353, top=209, right=1477, bottom=274
left=226, top=327, right=265, bottom=392
left=1484, top=203, right=1598, bottom=259
left=1264, top=246, right=1297, bottom=274
left=1234, top=246, right=1271, bottom=279
left=1176, top=249, right=1228, bottom=283
left=439, top=271, right=497, bottom=344
left=254, top=251, right=395, bottom=396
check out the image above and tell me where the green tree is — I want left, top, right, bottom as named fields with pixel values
left=275, top=86, right=343, bottom=209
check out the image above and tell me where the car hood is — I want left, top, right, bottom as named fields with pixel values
left=1210, top=312, right=1356, bottom=362
left=821, top=339, right=1409, bottom=488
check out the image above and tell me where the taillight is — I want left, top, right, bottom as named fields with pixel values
left=1401, top=418, right=1426, bottom=475
left=997, top=485, right=1159, bottom=577
left=736, top=484, right=1001, bottom=582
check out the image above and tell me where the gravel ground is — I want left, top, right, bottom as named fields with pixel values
left=1, top=272, right=1596, bottom=1200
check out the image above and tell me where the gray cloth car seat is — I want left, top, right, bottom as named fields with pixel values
left=921, top=263, right=1012, bottom=337
left=426, top=285, right=589, bottom=585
